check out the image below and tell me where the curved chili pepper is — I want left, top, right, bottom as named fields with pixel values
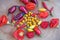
left=34, top=26, right=41, bottom=35
left=20, top=0, right=29, bottom=4
left=19, top=6, right=28, bottom=14
left=42, top=1, right=49, bottom=11
left=14, top=12, right=25, bottom=20
left=8, top=6, right=16, bottom=14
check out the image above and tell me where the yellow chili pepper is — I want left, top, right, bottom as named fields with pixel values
left=27, top=28, right=34, bottom=32
left=29, top=22, right=33, bottom=26
left=38, top=21, right=42, bottom=25
left=39, top=8, right=46, bottom=12
left=29, top=25, right=35, bottom=29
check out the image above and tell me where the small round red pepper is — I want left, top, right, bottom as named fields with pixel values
left=13, top=29, right=24, bottom=40
left=50, top=18, right=59, bottom=28
left=0, top=15, right=8, bottom=26
left=26, top=2, right=36, bottom=10
left=26, top=31, right=34, bottom=38
left=40, top=21, right=49, bottom=29
left=38, top=11, right=49, bottom=18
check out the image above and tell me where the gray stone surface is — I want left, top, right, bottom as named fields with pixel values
left=0, top=0, right=60, bottom=40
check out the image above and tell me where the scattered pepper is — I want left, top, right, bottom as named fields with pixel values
left=38, top=11, right=49, bottom=18
left=13, top=29, right=24, bottom=40
left=50, top=18, right=59, bottom=28
left=26, top=31, right=34, bottom=38
left=26, top=2, right=36, bottom=10
left=40, top=21, right=49, bottom=29
left=34, top=26, right=41, bottom=36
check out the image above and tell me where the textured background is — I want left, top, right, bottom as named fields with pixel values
left=0, top=0, right=60, bottom=40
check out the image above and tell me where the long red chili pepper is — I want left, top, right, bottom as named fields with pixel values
left=42, top=1, right=49, bottom=11
left=49, top=7, right=54, bottom=16
left=42, top=1, right=54, bottom=16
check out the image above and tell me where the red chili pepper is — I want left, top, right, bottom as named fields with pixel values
left=50, top=18, right=59, bottom=28
left=26, top=31, right=34, bottom=38
left=13, top=29, right=24, bottom=40
left=19, top=6, right=28, bottom=14
left=42, top=1, right=54, bottom=16
left=40, top=21, right=49, bottom=29
left=42, top=1, right=49, bottom=11
left=49, top=7, right=54, bottom=16
left=34, top=26, right=41, bottom=36
left=20, top=0, right=29, bottom=4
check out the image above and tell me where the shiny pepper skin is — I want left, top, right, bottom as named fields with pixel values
left=8, top=6, right=16, bottom=14
left=14, top=12, right=25, bottom=20
left=26, top=32, right=34, bottom=38
left=20, top=0, right=29, bottom=4
left=50, top=18, right=59, bottom=28
left=13, top=29, right=24, bottom=40
left=40, top=21, right=49, bottom=29
left=26, top=2, right=36, bottom=10
left=38, top=11, right=49, bottom=18
left=34, top=27, right=41, bottom=35
left=0, top=15, right=8, bottom=26
left=19, top=6, right=28, bottom=14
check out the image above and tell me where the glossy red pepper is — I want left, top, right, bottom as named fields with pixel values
left=19, top=6, right=28, bottom=14
left=50, top=18, right=59, bottom=28
left=34, top=26, right=41, bottom=36
left=13, top=29, right=24, bottom=40
left=26, top=2, right=36, bottom=10
left=40, top=21, right=49, bottom=29
left=26, top=31, right=34, bottom=38
left=42, top=1, right=49, bottom=11
left=1, top=15, right=8, bottom=24
left=38, top=11, right=49, bottom=18
left=0, top=15, right=8, bottom=26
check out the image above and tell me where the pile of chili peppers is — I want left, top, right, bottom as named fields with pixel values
left=0, top=0, right=59, bottom=40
